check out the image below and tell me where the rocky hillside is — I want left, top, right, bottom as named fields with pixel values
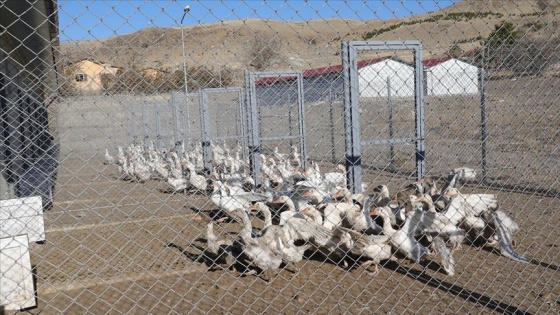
left=59, top=0, right=559, bottom=79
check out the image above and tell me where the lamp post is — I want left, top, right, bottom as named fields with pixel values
left=181, top=5, right=190, bottom=95
left=176, top=5, right=190, bottom=152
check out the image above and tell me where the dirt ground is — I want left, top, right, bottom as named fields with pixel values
left=6, top=76, right=559, bottom=314
left=6, top=153, right=558, bottom=315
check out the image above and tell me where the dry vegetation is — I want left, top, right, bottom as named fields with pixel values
left=59, top=0, right=560, bottom=88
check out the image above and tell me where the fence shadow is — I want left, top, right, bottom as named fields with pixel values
left=384, top=261, right=532, bottom=315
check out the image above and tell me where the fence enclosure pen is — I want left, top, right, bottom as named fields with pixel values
left=1, top=1, right=559, bottom=314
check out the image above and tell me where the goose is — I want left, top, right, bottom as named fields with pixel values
left=486, top=210, right=529, bottom=263
left=272, top=195, right=318, bottom=225
left=132, top=158, right=152, bottom=182
left=289, top=144, right=301, bottom=167
left=280, top=209, right=352, bottom=267
left=166, top=174, right=188, bottom=192
left=104, top=148, right=115, bottom=165
left=272, top=146, right=287, bottom=162
left=370, top=207, right=430, bottom=263
left=441, top=187, right=499, bottom=226
left=206, top=222, right=235, bottom=269
left=249, top=201, right=273, bottom=229
left=210, top=181, right=269, bottom=221
left=184, top=162, right=208, bottom=192
left=400, top=196, right=458, bottom=275
left=228, top=208, right=284, bottom=278
left=405, top=195, right=466, bottom=251
left=230, top=208, right=309, bottom=278
left=335, top=226, right=392, bottom=275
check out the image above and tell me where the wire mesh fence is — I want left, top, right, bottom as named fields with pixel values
left=1, top=0, right=559, bottom=314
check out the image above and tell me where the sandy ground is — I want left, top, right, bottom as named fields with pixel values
left=5, top=76, right=559, bottom=314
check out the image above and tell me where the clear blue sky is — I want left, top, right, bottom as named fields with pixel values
left=58, top=0, right=460, bottom=42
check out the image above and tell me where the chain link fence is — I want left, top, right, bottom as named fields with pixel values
left=1, top=0, right=559, bottom=313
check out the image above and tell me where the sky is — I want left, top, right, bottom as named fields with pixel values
left=58, top=0, right=460, bottom=42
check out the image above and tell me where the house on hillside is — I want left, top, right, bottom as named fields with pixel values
left=140, top=67, right=166, bottom=79
left=66, top=59, right=121, bottom=94
left=424, top=56, right=480, bottom=96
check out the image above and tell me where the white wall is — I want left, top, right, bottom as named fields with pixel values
left=359, top=59, right=415, bottom=98
left=427, top=59, right=479, bottom=95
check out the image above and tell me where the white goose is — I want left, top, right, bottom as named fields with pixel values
left=371, top=207, right=430, bottom=263
left=229, top=208, right=283, bottom=278
left=335, top=226, right=392, bottom=275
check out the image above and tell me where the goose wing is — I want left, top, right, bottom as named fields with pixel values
left=431, top=234, right=456, bottom=276
left=491, top=212, right=529, bottom=263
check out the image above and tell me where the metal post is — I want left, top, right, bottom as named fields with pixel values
left=132, top=110, right=138, bottom=145
left=387, top=76, right=395, bottom=168
left=288, top=94, right=293, bottom=147
left=413, top=46, right=425, bottom=180
left=238, top=88, right=248, bottom=161
left=180, top=6, right=190, bottom=97
left=179, top=6, right=191, bottom=150
left=246, top=70, right=261, bottom=186
left=199, top=90, right=212, bottom=175
left=479, top=68, right=487, bottom=182
left=296, top=72, right=307, bottom=169
left=342, top=41, right=362, bottom=194
left=155, top=105, right=162, bottom=150
left=329, top=89, right=336, bottom=163
left=142, top=105, right=148, bottom=144
left=172, top=94, right=182, bottom=152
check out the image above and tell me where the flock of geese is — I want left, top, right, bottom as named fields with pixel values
left=104, top=141, right=529, bottom=280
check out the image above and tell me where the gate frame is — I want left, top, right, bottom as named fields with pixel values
left=245, top=70, right=307, bottom=185
left=198, top=87, right=247, bottom=173
left=342, top=40, right=425, bottom=193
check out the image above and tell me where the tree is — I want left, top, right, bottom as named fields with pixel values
left=446, top=44, right=463, bottom=58
left=481, top=21, right=522, bottom=68
left=248, top=32, right=282, bottom=70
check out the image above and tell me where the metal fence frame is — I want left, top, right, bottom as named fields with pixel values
left=342, top=40, right=425, bottom=193
left=245, top=70, right=307, bottom=184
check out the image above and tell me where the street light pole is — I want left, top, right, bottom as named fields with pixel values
left=177, top=5, right=190, bottom=152
left=181, top=5, right=190, bottom=96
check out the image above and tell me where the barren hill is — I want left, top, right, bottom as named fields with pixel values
left=59, top=0, right=558, bottom=77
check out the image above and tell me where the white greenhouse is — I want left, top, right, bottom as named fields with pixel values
left=359, top=58, right=415, bottom=98
left=424, top=57, right=480, bottom=96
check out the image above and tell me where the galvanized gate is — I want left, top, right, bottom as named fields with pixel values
left=125, top=103, right=173, bottom=150
left=198, top=87, right=247, bottom=173
left=342, top=40, right=425, bottom=193
left=245, top=70, right=307, bottom=183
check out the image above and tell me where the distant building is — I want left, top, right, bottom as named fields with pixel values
left=358, top=58, right=414, bottom=98
left=67, top=59, right=120, bottom=94
left=424, top=56, right=480, bottom=96
left=140, top=67, right=166, bottom=80
left=254, top=56, right=414, bottom=106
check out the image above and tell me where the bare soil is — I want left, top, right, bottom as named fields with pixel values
left=13, top=155, right=560, bottom=315
left=7, top=76, right=559, bottom=314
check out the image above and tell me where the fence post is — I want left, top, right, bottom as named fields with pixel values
left=342, top=41, right=362, bottom=194
left=246, top=70, right=261, bottom=186
left=479, top=68, right=488, bottom=182
left=171, top=93, right=182, bottom=152
left=199, top=90, right=213, bottom=175
left=329, top=89, right=336, bottom=163
left=413, top=44, right=425, bottom=180
left=155, top=105, right=162, bottom=150
left=387, top=76, right=395, bottom=168
left=142, top=104, right=149, bottom=145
